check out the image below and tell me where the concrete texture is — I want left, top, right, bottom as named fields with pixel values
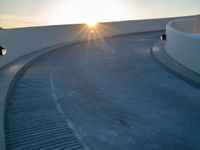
left=0, top=43, right=75, bottom=150
left=6, top=31, right=200, bottom=150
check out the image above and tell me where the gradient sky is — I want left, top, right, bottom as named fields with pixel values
left=0, top=0, right=200, bottom=28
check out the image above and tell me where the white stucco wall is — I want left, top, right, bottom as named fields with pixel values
left=194, top=15, right=200, bottom=33
left=166, top=18, right=200, bottom=74
left=0, top=17, right=191, bottom=68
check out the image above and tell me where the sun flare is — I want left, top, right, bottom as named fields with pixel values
left=86, top=20, right=98, bottom=27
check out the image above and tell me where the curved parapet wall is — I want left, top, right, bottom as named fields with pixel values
left=165, top=18, right=200, bottom=74
left=0, top=16, right=192, bottom=69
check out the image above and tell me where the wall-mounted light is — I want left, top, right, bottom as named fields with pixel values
left=0, top=45, right=7, bottom=56
left=160, top=34, right=167, bottom=40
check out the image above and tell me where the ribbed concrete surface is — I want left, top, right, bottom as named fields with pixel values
left=0, top=43, right=71, bottom=150
left=5, top=31, right=200, bottom=150
left=6, top=69, right=85, bottom=149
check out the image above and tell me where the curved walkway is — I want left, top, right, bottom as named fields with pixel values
left=6, top=31, right=200, bottom=150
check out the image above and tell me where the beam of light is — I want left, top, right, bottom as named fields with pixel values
left=61, top=22, right=115, bottom=64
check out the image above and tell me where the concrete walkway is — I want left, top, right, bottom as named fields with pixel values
left=5, top=31, right=200, bottom=150
left=0, top=42, right=80, bottom=150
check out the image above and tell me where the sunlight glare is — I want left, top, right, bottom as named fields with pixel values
left=86, top=20, right=98, bottom=27
left=50, top=0, right=133, bottom=25
left=90, top=29, right=95, bottom=33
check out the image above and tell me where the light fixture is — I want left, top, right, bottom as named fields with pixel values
left=160, top=34, right=167, bottom=40
left=0, top=45, right=7, bottom=56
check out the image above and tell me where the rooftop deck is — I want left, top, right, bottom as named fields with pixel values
left=5, top=31, right=200, bottom=150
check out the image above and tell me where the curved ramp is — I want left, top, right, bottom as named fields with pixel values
left=5, top=31, right=200, bottom=150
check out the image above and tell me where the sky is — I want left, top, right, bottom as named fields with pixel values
left=0, top=0, right=200, bottom=28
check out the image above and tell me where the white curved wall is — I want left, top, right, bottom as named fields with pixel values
left=0, top=16, right=191, bottom=68
left=171, top=19, right=194, bottom=33
left=166, top=18, right=200, bottom=74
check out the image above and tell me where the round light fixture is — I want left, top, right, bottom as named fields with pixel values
left=160, top=34, right=167, bottom=40
left=0, top=45, right=7, bottom=56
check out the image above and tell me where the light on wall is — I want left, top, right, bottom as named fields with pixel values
left=0, top=45, right=7, bottom=56
left=160, top=34, right=167, bottom=40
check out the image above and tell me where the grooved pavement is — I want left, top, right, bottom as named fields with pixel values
left=5, top=31, right=200, bottom=150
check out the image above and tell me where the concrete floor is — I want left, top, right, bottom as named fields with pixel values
left=6, top=31, right=200, bottom=150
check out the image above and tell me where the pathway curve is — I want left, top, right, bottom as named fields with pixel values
left=5, top=31, right=200, bottom=150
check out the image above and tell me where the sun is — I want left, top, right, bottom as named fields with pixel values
left=86, top=20, right=98, bottom=27
left=86, top=20, right=98, bottom=34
